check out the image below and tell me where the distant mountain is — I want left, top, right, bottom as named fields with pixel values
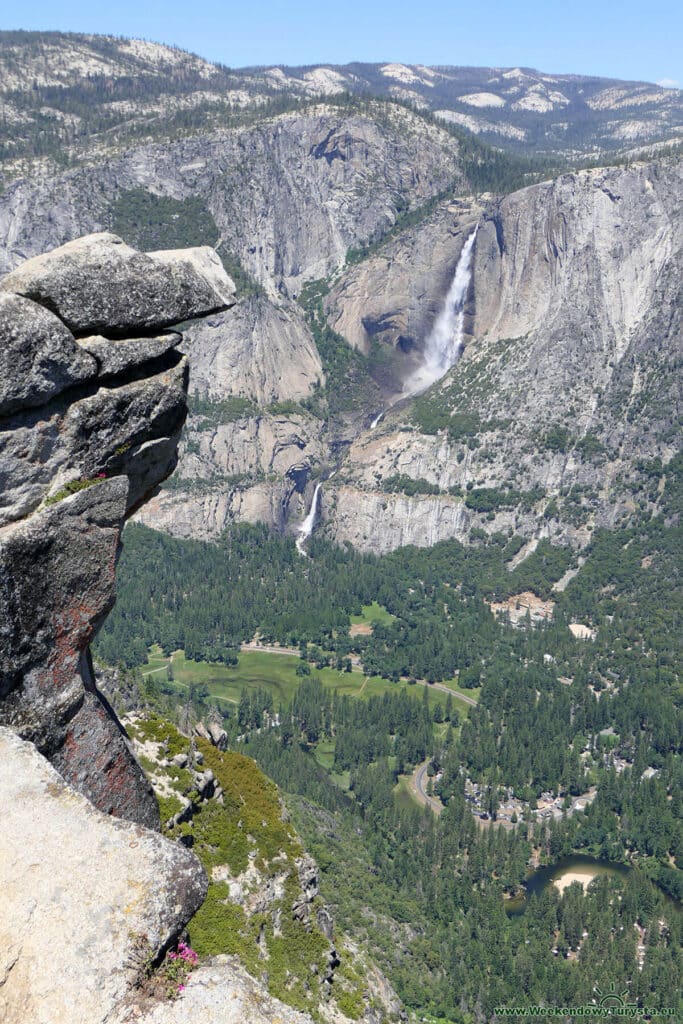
left=248, top=60, right=683, bottom=156
left=1, top=30, right=681, bottom=192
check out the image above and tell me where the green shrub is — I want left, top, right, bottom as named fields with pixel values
left=541, top=425, right=572, bottom=452
left=188, top=885, right=261, bottom=970
left=190, top=395, right=257, bottom=427
left=133, top=714, right=188, bottom=758
left=465, top=486, right=544, bottom=512
left=43, top=476, right=105, bottom=506
left=382, top=474, right=441, bottom=496
left=157, top=793, right=184, bottom=824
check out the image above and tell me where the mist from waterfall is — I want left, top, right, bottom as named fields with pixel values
left=295, top=482, right=322, bottom=556
left=405, top=227, right=478, bottom=396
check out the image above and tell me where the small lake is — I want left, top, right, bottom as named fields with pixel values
left=505, top=855, right=633, bottom=916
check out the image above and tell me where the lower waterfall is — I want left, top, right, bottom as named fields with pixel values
left=295, top=482, right=322, bottom=555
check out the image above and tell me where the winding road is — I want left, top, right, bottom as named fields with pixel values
left=411, top=760, right=445, bottom=815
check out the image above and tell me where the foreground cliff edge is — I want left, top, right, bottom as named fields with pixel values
left=0, top=231, right=236, bottom=824
left=0, top=726, right=323, bottom=1024
left=0, top=234, right=401, bottom=1024
left=0, top=233, right=307, bottom=1023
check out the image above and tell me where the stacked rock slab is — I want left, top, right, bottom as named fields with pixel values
left=0, top=727, right=209, bottom=1024
left=0, top=730, right=314, bottom=1024
left=0, top=232, right=235, bottom=829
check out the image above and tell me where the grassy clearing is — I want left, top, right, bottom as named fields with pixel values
left=314, top=740, right=336, bottom=770
left=142, top=646, right=456, bottom=712
left=330, top=769, right=352, bottom=791
left=393, top=776, right=423, bottom=812
left=350, top=601, right=396, bottom=626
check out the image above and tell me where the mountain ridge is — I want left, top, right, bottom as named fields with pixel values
left=1, top=28, right=681, bottom=193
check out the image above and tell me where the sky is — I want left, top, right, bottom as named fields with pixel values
left=5, top=0, right=682, bottom=87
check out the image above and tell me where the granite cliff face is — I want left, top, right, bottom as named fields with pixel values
left=472, top=161, right=681, bottom=364
left=135, top=294, right=328, bottom=540
left=0, top=105, right=463, bottom=289
left=132, top=158, right=682, bottom=551
left=182, top=296, right=324, bottom=406
left=323, top=159, right=682, bottom=552
left=0, top=232, right=234, bottom=823
left=324, top=198, right=481, bottom=361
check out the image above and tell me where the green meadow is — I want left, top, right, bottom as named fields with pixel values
left=142, top=645, right=466, bottom=714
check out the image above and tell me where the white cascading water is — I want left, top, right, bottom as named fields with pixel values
left=369, top=411, right=384, bottom=429
left=295, top=482, right=322, bottom=555
left=405, top=226, right=478, bottom=396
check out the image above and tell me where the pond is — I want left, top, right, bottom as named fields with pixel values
left=505, top=854, right=635, bottom=916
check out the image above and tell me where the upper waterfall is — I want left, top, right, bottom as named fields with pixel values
left=405, top=227, right=478, bottom=396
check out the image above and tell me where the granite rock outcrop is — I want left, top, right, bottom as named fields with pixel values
left=0, top=232, right=235, bottom=825
left=0, top=232, right=234, bottom=334
left=0, top=727, right=208, bottom=1024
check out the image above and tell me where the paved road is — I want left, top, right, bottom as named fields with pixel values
left=411, top=760, right=444, bottom=814
left=428, top=680, right=478, bottom=707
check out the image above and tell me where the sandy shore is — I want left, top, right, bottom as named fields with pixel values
left=551, top=869, right=600, bottom=893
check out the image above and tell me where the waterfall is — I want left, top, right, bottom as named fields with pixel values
left=295, top=482, right=322, bottom=555
left=369, top=411, right=384, bottom=429
left=406, top=227, right=478, bottom=395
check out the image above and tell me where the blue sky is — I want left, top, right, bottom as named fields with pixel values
left=5, top=0, right=681, bottom=87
